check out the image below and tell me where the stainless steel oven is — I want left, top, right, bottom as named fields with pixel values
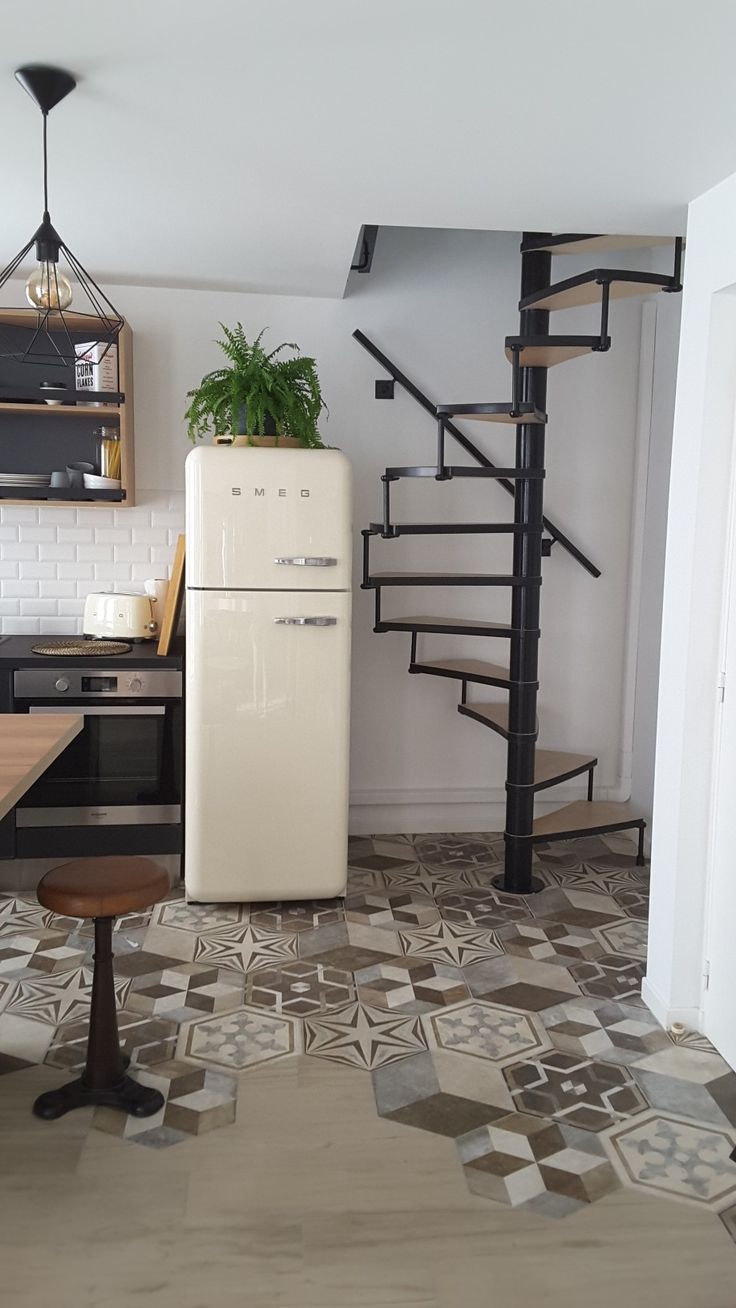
left=12, top=666, right=182, bottom=856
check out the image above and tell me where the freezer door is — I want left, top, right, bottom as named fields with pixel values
left=186, top=446, right=352, bottom=590
left=185, top=589, right=351, bottom=901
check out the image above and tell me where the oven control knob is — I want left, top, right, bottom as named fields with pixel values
left=54, top=677, right=70, bottom=693
left=128, top=677, right=143, bottom=693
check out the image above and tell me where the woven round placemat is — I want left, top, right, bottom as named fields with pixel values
left=31, top=640, right=132, bottom=656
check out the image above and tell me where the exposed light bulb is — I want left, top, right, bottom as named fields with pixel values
left=25, top=264, right=73, bottom=311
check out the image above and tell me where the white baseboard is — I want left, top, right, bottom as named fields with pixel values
left=641, top=976, right=704, bottom=1034
left=348, top=782, right=617, bottom=836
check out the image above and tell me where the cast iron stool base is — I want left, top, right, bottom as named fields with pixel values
left=33, top=1074, right=163, bottom=1121
left=32, top=914, right=163, bottom=1122
left=491, top=873, right=545, bottom=896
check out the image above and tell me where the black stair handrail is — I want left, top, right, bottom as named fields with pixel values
left=353, top=328, right=601, bottom=579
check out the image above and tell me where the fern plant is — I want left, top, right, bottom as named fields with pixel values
left=185, top=324, right=326, bottom=447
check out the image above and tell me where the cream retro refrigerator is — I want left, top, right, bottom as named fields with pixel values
left=185, top=446, right=352, bottom=902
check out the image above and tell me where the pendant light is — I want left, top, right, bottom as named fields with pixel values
left=0, top=64, right=124, bottom=367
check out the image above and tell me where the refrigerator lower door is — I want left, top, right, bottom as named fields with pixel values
left=186, top=589, right=351, bottom=901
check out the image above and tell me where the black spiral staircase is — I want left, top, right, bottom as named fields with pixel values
left=358, top=231, right=684, bottom=895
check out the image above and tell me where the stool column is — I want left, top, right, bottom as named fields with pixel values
left=84, top=917, right=125, bottom=1089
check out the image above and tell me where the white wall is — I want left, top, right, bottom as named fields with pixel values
left=645, top=172, right=736, bottom=1030
left=0, top=228, right=651, bottom=832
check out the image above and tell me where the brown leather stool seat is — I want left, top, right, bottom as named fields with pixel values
left=33, top=856, right=169, bottom=1122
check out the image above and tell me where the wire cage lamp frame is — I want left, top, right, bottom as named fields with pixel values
left=0, top=65, right=124, bottom=368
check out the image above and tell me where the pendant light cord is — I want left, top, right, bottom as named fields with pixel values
left=42, top=111, right=49, bottom=216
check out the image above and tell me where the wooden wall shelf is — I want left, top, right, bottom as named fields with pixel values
left=0, top=317, right=135, bottom=508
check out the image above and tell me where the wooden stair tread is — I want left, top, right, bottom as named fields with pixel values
left=534, top=749, right=597, bottom=786
left=458, top=703, right=512, bottom=737
left=435, top=402, right=546, bottom=424
left=412, top=658, right=510, bottom=683
left=533, top=800, right=642, bottom=837
left=369, top=572, right=524, bottom=585
left=505, top=335, right=609, bottom=368
left=521, top=233, right=673, bottom=256
left=521, top=269, right=676, bottom=313
left=377, top=615, right=513, bottom=634
left=368, top=522, right=521, bottom=536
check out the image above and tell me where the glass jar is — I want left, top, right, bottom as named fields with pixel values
left=94, top=426, right=121, bottom=479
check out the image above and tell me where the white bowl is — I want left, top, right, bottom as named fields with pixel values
left=84, top=473, right=121, bottom=489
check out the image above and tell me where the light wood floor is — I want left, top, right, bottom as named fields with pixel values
left=1, top=1053, right=733, bottom=1308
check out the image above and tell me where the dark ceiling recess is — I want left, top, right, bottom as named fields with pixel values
left=351, top=225, right=379, bottom=274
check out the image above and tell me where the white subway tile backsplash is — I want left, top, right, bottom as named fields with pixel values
left=95, top=528, right=129, bottom=545
left=93, top=562, right=132, bottom=582
left=2, top=618, right=40, bottom=634
left=41, top=544, right=76, bottom=562
left=58, top=562, right=94, bottom=581
left=2, top=543, right=37, bottom=562
left=19, top=527, right=57, bottom=544
left=39, top=580, right=76, bottom=598
left=0, top=508, right=38, bottom=525
left=132, top=527, right=168, bottom=546
left=0, top=493, right=185, bottom=633
left=114, top=545, right=149, bottom=564
left=20, top=599, right=58, bottom=616
left=78, top=544, right=113, bottom=563
left=3, top=581, right=39, bottom=598
left=58, top=527, right=94, bottom=544
left=19, top=562, right=57, bottom=580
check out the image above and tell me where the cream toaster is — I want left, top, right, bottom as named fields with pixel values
left=83, top=592, right=159, bottom=641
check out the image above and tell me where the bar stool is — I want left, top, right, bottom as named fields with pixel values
left=32, top=856, right=170, bottom=1121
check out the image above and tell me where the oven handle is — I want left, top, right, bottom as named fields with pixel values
left=27, top=705, right=166, bottom=717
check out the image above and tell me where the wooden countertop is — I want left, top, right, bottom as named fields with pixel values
left=0, top=714, right=83, bottom=821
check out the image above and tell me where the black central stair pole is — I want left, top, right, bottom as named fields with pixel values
left=495, top=234, right=551, bottom=895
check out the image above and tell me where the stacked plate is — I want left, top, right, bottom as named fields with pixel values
left=0, top=472, right=51, bottom=488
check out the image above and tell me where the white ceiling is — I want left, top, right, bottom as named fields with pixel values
left=3, top=0, right=736, bottom=299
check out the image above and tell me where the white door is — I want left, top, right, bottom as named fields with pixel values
left=185, top=588, right=351, bottom=902
left=703, top=466, right=736, bottom=1068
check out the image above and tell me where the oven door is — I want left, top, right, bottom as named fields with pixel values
left=15, top=701, right=182, bottom=828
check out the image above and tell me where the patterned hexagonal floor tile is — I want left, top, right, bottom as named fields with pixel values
left=628, top=1044, right=736, bottom=1128
left=298, top=921, right=398, bottom=973
left=498, top=919, right=604, bottom=966
left=345, top=890, right=440, bottom=932
left=595, top=919, right=648, bottom=959
left=373, top=1048, right=514, bottom=1137
left=398, top=920, right=504, bottom=968
left=462, top=954, right=581, bottom=1012
left=245, top=959, right=355, bottom=1017
left=611, top=886, right=648, bottom=920
left=412, top=834, right=503, bottom=872
left=605, top=1112, right=736, bottom=1206
left=45, top=1008, right=178, bottom=1071
left=348, top=837, right=418, bottom=876
left=570, top=954, right=646, bottom=1003
left=0, top=896, right=52, bottom=934
left=92, top=1060, right=238, bottom=1147
left=304, top=1001, right=427, bottom=1070
left=539, top=999, right=670, bottom=1065
left=528, top=887, right=623, bottom=929
left=192, top=924, right=299, bottom=973
left=429, top=1000, right=548, bottom=1065
left=0, top=927, right=86, bottom=979
left=3, top=966, right=130, bottom=1027
left=153, top=899, right=248, bottom=933
left=126, top=960, right=244, bottom=1022
left=505, top=1050, right=649, bottom=1131
left=249, top=900, right=344, bottom=933
left=181, top=1005, right=299, bottom=1069
left=355, top=957, right=469, bottom=1013
left=458, top=1111, right=620, bottom=1215
left=437, top=888, right=530, bottom=930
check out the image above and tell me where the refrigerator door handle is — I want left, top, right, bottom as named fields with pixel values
left=273, top=616, right=338, bottom=627
left=274, top=556, right=338, bottom=567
